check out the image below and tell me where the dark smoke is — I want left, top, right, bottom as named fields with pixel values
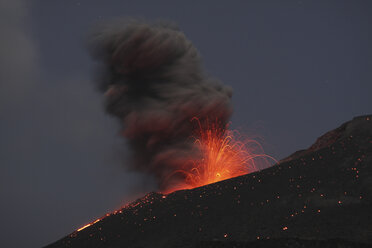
left=89, top=19, right=233, bottom=190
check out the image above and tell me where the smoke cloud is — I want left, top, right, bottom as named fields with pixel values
left=89, top=19, right=233, bottom=190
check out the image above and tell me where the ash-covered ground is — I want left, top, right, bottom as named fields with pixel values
left=46, top=115, right=372, bottom=248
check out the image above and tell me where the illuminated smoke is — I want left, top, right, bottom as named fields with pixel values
left=89, top=19, right=232, bottom=190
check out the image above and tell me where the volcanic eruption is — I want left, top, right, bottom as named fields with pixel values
left=89, top=19, right=272, bottom=192
left=44, top=18, right=372, bottom=248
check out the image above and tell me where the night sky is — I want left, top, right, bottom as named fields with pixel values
left=1, top=1, right=371, bottom=247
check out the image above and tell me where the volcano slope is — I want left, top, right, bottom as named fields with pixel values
left=46, top=115, right=372, bottom=248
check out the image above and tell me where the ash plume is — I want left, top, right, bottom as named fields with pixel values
left=89, top=19, right=233, bottom=190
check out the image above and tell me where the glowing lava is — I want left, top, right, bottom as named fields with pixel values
left=76, top=219, right=101, bottom=232
left=165, top=118, right=276, bottom=192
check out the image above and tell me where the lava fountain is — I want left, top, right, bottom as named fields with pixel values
left=164, top=118, right=276, bottom=193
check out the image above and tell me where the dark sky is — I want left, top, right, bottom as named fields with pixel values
left=0, top=1, right=371, bottom=247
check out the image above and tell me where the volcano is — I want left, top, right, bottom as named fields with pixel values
left=45, top=115, right=372, bottom=248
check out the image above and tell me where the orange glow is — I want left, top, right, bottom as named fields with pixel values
left=76, top=219, right=101, bottom=232
left=165, top=118, right=276, bottom=192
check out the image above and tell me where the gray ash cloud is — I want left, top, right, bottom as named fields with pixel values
left=89, top=19, right=233, bottom=190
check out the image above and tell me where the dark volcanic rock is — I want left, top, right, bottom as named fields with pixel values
left=46, top=115, right=372, bottom=248
left=197, top=238, right=372, bottom=248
